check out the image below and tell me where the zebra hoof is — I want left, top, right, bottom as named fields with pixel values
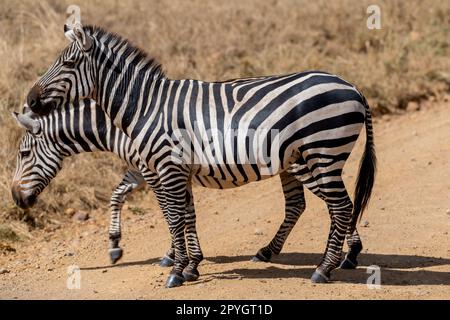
left=251, top=256, right=268, bottom=262
left=340, top=257, right=358, bottom=269
left=166, top=273, right=185, bottom=288
left=251, top=248, right=272, bottom=262
left=109, top=247, right=123, bottom=264
left=311, top=271, right=330, bottom=283
left=160, top=255, right=175, bottom=267
left=182, top=268, right=200, bottom=282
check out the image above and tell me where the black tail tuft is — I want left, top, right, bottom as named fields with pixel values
left=352, top=96, right=377, bottom=228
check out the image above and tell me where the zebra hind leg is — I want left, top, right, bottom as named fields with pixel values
left=292, top=159, right=355, bottom=282
left=311, top=180, right=353, bottom=283
left=181, top=184, right=203, bottom=281
left=253, top=171, right=305, bottom=262
left=108, top=170, right=143, bottom=264
left=340, top=229, right=363, bottom=269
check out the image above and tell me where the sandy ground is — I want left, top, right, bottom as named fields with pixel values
left=1, top=100, right=449, bottom=300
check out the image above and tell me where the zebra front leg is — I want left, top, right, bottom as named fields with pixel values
left=109, top=170, right=145, bottom=264
left=253, top=172, right=305, bottom=262
left=142, top=168, right=202, bottom=271
left=159, top=169, right=190, bottom=288
left=157, top=200, right=176, bottom=267
left=181, top=183, right=203, bottom=281
left=141, top=168, right=176, bottom=267
left=340, top=228, right=363, bottom=269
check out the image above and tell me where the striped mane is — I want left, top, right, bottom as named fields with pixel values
left=84, top=25, right=166, bottom=80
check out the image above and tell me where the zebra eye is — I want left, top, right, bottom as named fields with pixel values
left=62, top=60, right=76, bottom=68
left=20, top=150, right=31, bottom=158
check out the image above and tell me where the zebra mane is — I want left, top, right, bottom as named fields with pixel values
left=83, top=25, right=166, bottom=80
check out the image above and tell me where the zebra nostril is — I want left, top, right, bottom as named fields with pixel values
left=24, top=194, right=37, bottom=208
left=29, top=99, right=36, bottom=107
left=27, top=94, right=35, bottom=107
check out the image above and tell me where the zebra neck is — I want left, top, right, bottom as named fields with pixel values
left=49, top=106, right=134, bottom=163
left=93, top=54, right=166, bottom=139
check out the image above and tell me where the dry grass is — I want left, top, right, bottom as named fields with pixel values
left=0, top=0, right=448, bottom=232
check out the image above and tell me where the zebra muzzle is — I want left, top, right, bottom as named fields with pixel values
left=11, top=185, right=37, bottom=209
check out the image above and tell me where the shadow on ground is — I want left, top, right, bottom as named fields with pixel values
left=81, top=252, right=450, bottom=286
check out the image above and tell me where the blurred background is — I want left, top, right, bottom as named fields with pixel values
left=0, top=0, right=448, bottom=246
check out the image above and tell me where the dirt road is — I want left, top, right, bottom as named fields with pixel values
left=1, top=100, right=449, bottom=299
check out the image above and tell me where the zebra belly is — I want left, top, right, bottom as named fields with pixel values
left=191, top=168, right=280, bottom=189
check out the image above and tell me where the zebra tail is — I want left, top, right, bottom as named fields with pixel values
left=351, top=95, right=377, bottom=228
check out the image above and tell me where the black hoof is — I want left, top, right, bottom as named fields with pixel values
left=160, top=255, right=174, bottom=267
left=109, top=247, right=123, bottom=264
left=251, top=256, right=264, bottom=262
left=252, top=248, right=272, bottom=262
left=182, top=268, right=200, bottom=282
left=311, top=271, right=330, bottom=283
left=166, top=273, right=185, bottom=288
left=340, top=257, right=358, bottom=269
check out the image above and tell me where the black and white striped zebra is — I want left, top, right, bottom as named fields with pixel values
left=11, top=101, right=165, bottom=263
left=25, top=23, right=376, bottom=287
left=11, top=99, right=352, bottom=276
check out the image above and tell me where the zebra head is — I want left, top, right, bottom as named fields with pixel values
left=11, top=109, right=64, bottom=209
left=27, top=22, right=95, bottom=116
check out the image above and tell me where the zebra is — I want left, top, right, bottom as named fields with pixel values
left=11, top=99, right=363, bottom=280
left=11, top=100, right=210, bottom=270
left=25, top=23, right=376, bottom=287
left=11, top=101, right=166, bottom=264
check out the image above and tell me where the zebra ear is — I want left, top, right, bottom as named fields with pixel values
left=64, top=23, right=92, bottom=51
left=64, top=24, right=77, bottom=42
left=12, top=112, right=41, bottom=135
